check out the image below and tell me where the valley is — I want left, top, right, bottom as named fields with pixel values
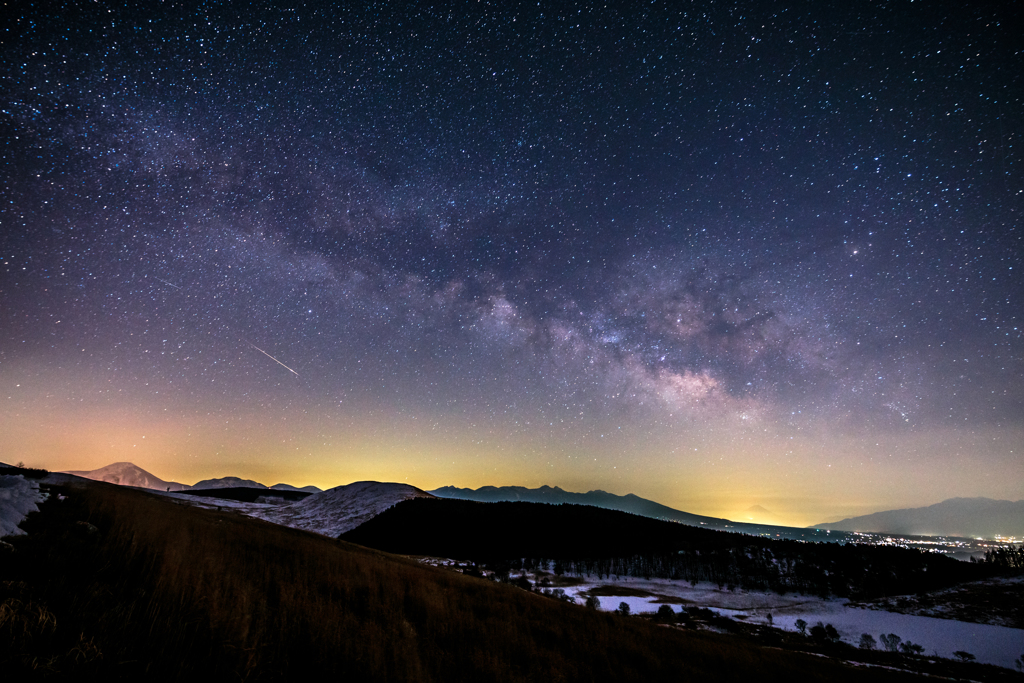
left=416, top=559, right=1024, bottom=669
left=2, top=462, right=1021, bottom=680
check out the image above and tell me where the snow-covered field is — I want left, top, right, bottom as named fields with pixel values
left=769, top=599, right=1023, bottom=670
left=0, top=474, right=47, bottom=538
left=545, top=574, right=1023, bottom=670
left=850, top=575, right=1024, bottom=628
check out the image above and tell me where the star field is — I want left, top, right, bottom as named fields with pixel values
left=2, top=0, right=1021, bottom=524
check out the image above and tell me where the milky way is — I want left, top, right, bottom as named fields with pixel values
left=2, top=1, right=1021, bottom=523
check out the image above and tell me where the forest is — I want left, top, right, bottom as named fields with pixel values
left=342, top=499, right=1016, bottom=599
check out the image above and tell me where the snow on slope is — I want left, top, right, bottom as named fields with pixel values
left=1, top=475, right=46, bottom=537
left=250, top=481, right=433, bottom=537
left=539, top=574, right=1024, bottom=669
left=63, top=462, right=191, bottom=491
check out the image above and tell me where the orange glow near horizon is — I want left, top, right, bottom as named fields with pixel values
left=5, top=373, right=1021, bottom=528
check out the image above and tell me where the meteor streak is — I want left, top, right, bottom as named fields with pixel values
left=247, top=341, right=299, bottom=376
left=154, top=276, right=182, bottom=289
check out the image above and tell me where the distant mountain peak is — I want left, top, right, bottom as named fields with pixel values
left=270, top=483, right=322, bottom=493
left=192, top=476, right=267, bottom=490
left=62, top=462, right=190, bottom=492
left=812, top=497, right=1024, bottom=539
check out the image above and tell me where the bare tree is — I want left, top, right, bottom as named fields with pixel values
left=880, top=633, right=902, bottom=652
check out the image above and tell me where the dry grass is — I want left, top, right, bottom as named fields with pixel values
left=0, top=480, right=938, bottom=682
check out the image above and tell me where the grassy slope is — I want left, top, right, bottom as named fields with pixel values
left=1, top=480, right=930, bottom=682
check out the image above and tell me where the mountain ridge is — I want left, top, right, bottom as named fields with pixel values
left=430, top=484, right=763, bottom=533
left=193, top=476, right=268, bottom=490
left=812, top=497, right=1024, bottom=538
left=61, top=462, right=321, bottom=494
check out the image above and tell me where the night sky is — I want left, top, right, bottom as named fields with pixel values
left=2, top=0, right=1021, bottom=525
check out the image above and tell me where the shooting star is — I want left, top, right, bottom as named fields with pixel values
left=154, top=276, right=182, bottom=290
left=247, top=341, right=300, bottom=376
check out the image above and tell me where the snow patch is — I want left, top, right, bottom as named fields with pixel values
left=249, top=481, right=433, bottom=537
left=0, top=475, right=46, bottom=538
left=552, top=574, right=1024, bottom=669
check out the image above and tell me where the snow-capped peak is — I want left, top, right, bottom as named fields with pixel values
left=62, top=462, right=190, bottom=491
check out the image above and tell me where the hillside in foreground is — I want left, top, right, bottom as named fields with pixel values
left=0, top=476, right=945, bottom=682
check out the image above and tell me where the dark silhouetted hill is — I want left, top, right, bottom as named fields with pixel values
left=430, top=484, right=733, bottom=526
left=430, top=484, right=856, bottom=544
left=341, top=498, right=987, bottom=599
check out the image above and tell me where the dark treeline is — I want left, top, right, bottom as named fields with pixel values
left=522, top=543, right=974, bottom=599
left=342, top=499, right=1001, bottom=599
left=976, top=545, right=1024, bottom=569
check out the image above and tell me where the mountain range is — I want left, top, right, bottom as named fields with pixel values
left=62, top=462, right=321, bottom=493
left=813, top=497, right=1024, bottom=538
left=428, top=484, right=850, bottom=543
left=429, top=484, right=736, bottom=527
left=54, top=463, right=1021, bottom=541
